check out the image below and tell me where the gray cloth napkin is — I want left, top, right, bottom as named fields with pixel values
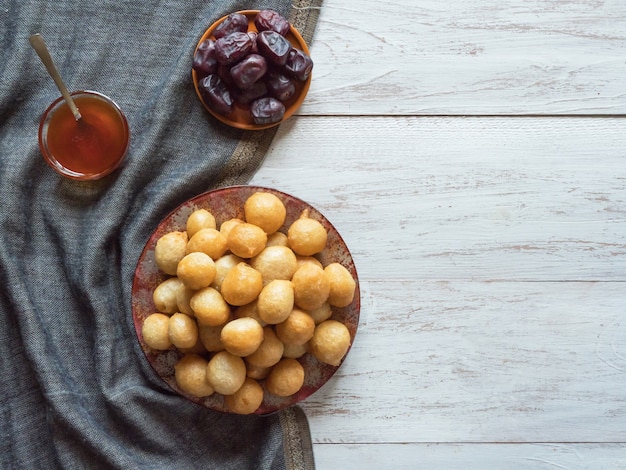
left=0, top=0, right=321, bottom=468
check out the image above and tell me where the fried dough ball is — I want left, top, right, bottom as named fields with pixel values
left=324, top=263, right=356, bottom=307
left=176, top=252, right=216, bottom=290
left=220, top=262, right=263, bottom=306
left=155, top=231, right=188, bottom=276
left=266, top=231, right=288, bottom=247
left=186, top=209, right=216, bottom=238
left=168, top=312, right=199, bottom=349
left=309, top=320, right=351, bottom=366
left=190, top=287, right=231, bottom=326
left=234, top=300, right=266, bottom=326
left=292, top=263, right=330, bottom=311
left=309, top=302, right=332, bottom=324
left=220, top=317, right=264, bottom=357
left=174, top=353, right=214, bottom=397
left=227, top=223, right=267, bottom=259
left=142, top=313, right=172, bottom=350
left=224, top=377, right=264, bottom=415
left=207, top=350, right=246, bottom=395
left=212, top=254, right=244, bottom=292
left=295, top=255, right=324, bottom=270
left=251, top=246, right=298, bottom=285
left=246, top=327, right=284, bottom=368
left=153, top=277, right=184, bottom=314
left=265, top=358, right=305, bottom=397
left=220, top=217, right=244, bottom=239
left=178, top=336, right=207, bottom=355
left=244, top=192, right=287, bottom=234
left=287, top=209, right=327, bottom=256
left=186, top=228, right=228, bottom=260
left=246, top=363, right=272, bottom=380
left=198, top=324, right=225, bottom=352
left=276, top=309, right=315, bottom=346
left=256, top=280, right=294, bottom=325
left=176, top=284, right=196, bottom=317
left=282, top=342, right=308, bottom=359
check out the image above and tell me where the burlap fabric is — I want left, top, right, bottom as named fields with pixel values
left=0, top=1, right=321, bottom=468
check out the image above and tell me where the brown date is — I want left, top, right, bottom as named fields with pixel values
left=284, top=48, right=314, bottom=81
left=254, top=9, right=290, bottom=36
left=199, top=74, right=234, bottom=116
left=231, top=54, right=267, bottom=89
left=256, top=31, right=292, bottom=66
left=234, top=80, right=268, bottom=105
left=213, top=13, right=248, bottom=39
left=266, top=72, right=295, bottom=102
left=250, top=97, right=285, bottom=125
left=215, top=32, right=253, bottom=65
left=193, top=39, right=218, bottom=78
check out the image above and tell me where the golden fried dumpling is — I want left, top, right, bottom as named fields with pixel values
left=186, top=209, right=216, bottom=238
left=309, top=320, right=351, bottom=366
left=153, top=277, right=184, bottom=314
left=275, top=309, right=315, bottom=346
left=287, top=209, right=327, bottom=256
left=324, top=262, right=357, bottom=307
left=190, top=287, right=231, bottom=327
left=295, top=255, right=323, bottom=270
left=243, top=192, right=287, bottom=235
left=227, top=223, right=267, bottom=259
left=174, top=353, right=214, bottom=397
left=198, top=323, right=225, bottom=352
left=168, top=312, right=199, bottom=349
left=220, top=262, right=263, bottom=306
left=246, top=327, right=284, bottom=368
left=220, top=317, right=264, bottom=357
left=207, top=350, right=246, bottom=395
left=186, top=228, right=228, bottom=260
left=219, top=217, right=244, bottom=240
left=155, top=231, right=188, bottom=276
left=176, top=252, right=216, bottom=290
left=308, top=302, right=332, bottom=324
left=224, top=377, right=264, bottom=414
left=142, top=313, right=172, bottom=350
left=292, top=263, right=330, bottom=311
left=211, top=254, right=244, bottom=292
left=256, top=280, right=294, bottom=325
left=265, top=358, right=305, bottom=397
left=266, top=231, right=288, bottom=247
left=176, top=283, right=196, bottom=317
left=282, top=342, right=308, bottom=359
left=251, top=245, right=298, bottom=285
left=233, top=300, right=266, bottom=326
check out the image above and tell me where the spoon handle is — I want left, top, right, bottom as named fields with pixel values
left=29, top=33, right=82, bottom=121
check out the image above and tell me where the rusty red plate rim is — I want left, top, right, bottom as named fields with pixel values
left=131, top=185, right=360, bottom=415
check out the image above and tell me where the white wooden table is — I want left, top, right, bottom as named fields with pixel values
left=251, top=1, right=626, bottom=467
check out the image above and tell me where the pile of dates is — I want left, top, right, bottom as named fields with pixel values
left=193, top=10, right=314, bottom=126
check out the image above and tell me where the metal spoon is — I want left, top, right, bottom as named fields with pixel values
left=29, top=33, right=82, bottom=121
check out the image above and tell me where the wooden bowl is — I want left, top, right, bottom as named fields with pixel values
left=192, top=10, right=312, bottom=130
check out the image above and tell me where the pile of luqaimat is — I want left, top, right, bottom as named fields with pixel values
left=142, top=191, right=356, bottom=414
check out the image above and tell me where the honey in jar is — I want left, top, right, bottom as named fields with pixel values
left=38, top=90, right=130, bottom=180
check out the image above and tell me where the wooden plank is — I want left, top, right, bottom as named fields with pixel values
left=298, top=280, right=626, bottom=443
left=312, top=443, right=626, bottom=469
left=302, top=0, right=626, bottom=115
left=250, top=116, right=626, bottom=281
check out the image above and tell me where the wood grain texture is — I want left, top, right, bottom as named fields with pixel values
left=301, top=0, right=626, bottom=115
left=247, top=1, right=626, bottom=466
left=313, top=443, right=626, bottom=469
left=251, top=116, right=626, bottom=281
left=298, top=280, right=626, bottom=444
